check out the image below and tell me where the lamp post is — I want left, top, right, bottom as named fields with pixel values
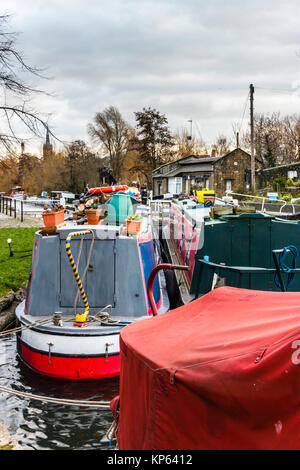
left=7, top=238, right=13, bottom=257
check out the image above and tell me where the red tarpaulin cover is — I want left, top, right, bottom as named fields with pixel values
left=112, top=286, right=300, bottom=450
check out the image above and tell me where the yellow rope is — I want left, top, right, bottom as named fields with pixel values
left=65, top=230, right=93, bottom=323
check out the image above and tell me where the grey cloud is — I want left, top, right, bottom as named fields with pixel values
left=1, top=0, right=300, bottom=151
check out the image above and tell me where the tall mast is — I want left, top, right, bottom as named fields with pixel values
left=250, top=84, right=255, bottom=191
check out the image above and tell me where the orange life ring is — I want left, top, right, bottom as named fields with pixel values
left=88, top=185, right=128, bottom=195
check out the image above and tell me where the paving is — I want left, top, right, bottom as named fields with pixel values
left=0, top=212, right=40, bottom=228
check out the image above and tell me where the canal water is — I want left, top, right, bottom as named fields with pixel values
left=0, top=334, right=119, bottom=450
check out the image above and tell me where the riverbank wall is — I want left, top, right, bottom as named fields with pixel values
left=0, top=422, right=22, bottom=450
left=0, top=288, right=25, bottom=332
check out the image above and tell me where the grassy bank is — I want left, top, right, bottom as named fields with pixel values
left=0, top=228, right=37, bottom=297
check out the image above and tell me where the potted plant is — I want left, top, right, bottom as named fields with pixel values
left=86, top=202, right=101, bottom=225
left=126, top=214, right=143, bottom=234
left=42, top=207, right=65, bottom=227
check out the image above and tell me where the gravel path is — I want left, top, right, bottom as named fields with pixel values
left=0, top=213, right=41, bottom=228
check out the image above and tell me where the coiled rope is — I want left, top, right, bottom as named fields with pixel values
left=274, top=245, right=298, bottom=291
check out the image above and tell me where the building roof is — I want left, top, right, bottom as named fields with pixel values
left=152, top=148, right=258, bottom=180
left=178, top=156, right=222, bottom=165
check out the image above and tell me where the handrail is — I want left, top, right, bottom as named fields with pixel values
left=197, top=257, right=300, bottom=295
left=227, top=191, right=295, bottom=215
left=199, top=258, right=300, bottom=274
left=198, top=259, right=281, bottom=274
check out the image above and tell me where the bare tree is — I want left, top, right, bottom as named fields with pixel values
left=282, top=114, right=300, bottom=161
left=0, top=15, right=54, bottom=156
left=173, top=127, right=208, bottom=158
left=88, top=106, right=131, bottom=182
left=212, top=133, right=232, bottom=156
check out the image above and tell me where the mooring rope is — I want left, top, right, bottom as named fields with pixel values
left=0, top=318, right=53, bottom=338
left=0, top=384, right=111, bottom=408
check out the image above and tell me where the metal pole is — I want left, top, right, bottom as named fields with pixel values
left=272, top=250, right=286, bottom=292
left=9, top=198, right=12, bottom=217
left=187, top=119, right=192, bottom=141
left=250, top=84, right=255, bottom=191
left=21, top=200, right=24, bottom=222
left=14, top=199, right=16, bottom=218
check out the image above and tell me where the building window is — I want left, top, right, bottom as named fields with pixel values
left=225, top=179, right=232, bottom=192
left=175, top=177, right=182, bottom=193
left=157, top=181, right=162, bottom=195
left=288, top=170, right=297, bottom=179
left=168, top=177, right=182, bottom=194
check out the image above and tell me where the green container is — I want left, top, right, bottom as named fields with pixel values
left=191, top=214, right=300, bottom=296
left=105, top=193, right=139, bottom=225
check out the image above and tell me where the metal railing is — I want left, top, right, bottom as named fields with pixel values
left=227, top=191, right=295, bottom=215
left=0, top=195, right=23, bottom=221
left=194, top=251, right=300, bottom=298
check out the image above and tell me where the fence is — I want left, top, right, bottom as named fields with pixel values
left=0, top=195, right=22, bottom=221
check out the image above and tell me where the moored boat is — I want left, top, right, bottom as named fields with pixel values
left=16, top=187, right=169, bottom=380
left=110, top=284, right=300, bottom=450
left=159, top=195, right=300, bottom=303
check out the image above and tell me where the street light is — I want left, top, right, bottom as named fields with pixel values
left=7, top=238, right=13, bottom=257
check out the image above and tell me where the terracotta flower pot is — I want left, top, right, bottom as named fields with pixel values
left=86, top=208, right=101, bottom=225
left=126, top=218, right=142, bottom=234
left=42, top=209, right=65, bottom=227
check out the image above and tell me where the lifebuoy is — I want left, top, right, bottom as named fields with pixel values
left=88, top=185, right=128, bottom=195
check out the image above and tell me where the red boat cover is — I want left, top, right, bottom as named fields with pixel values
left=113, top=286, right=300, bottom=450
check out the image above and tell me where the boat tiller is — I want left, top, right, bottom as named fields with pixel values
left=147, top=264, right=190, bottom=316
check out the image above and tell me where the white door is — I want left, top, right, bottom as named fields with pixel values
left=225, top=180, right=232, bottom=192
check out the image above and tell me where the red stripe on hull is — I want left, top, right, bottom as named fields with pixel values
left=20, top=343, right=120, bottom=380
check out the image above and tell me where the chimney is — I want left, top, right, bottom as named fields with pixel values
left=211, top=149, right=216, bottom=157
left=21, top=142, right=25, bottom=154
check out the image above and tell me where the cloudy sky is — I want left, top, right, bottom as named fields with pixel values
left=2, top=0, right=300, bottom=154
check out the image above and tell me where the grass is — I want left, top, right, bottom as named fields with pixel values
left=0, top=227, right=38, bottom=297
left=0, top=443, right=14, bottom=450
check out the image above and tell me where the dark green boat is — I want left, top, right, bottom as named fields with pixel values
left=162, top=199, right=300, bottom=303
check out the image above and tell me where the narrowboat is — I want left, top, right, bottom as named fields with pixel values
left=160, top=195, right=300, bottom=302
left=111, top=283, right=300, bottom=449
left=16, top=187, right=169, bottom=380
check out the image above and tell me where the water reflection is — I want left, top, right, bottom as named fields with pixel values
left=0, top=335, right=119, bottom=450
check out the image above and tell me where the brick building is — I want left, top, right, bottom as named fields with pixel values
left=152, top=148, right=262, bottom=197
